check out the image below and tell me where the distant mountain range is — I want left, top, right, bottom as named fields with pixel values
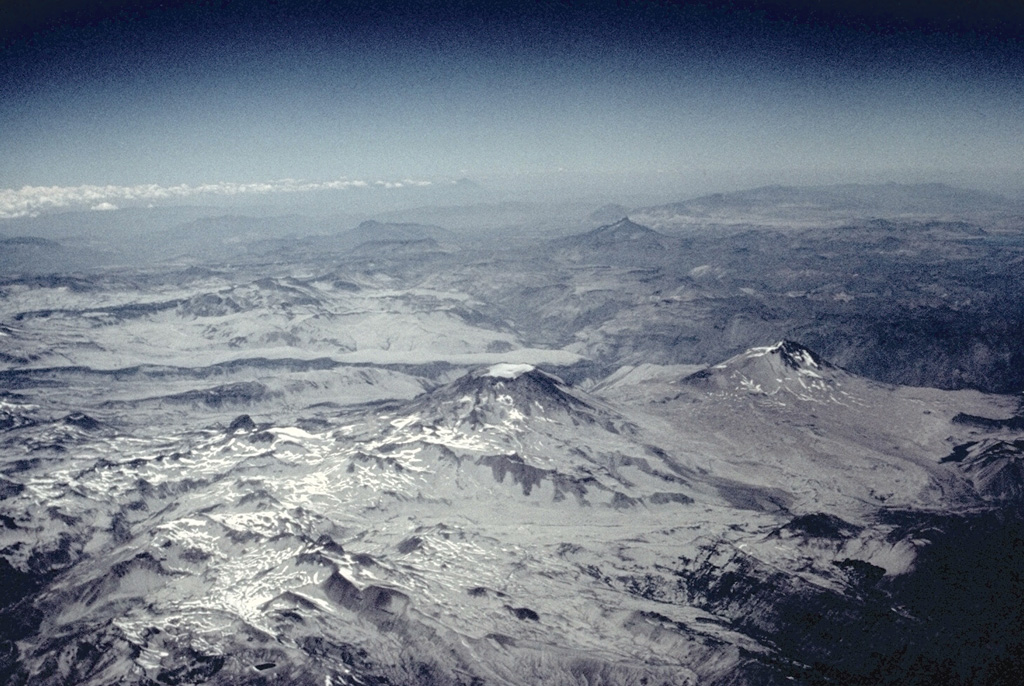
left=627, top=182, right=1023, bottom=229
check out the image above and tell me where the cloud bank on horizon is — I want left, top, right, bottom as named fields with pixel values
left=2, top=1, right=1022, bottom=195
left=0, top=178, right=436, bottom=219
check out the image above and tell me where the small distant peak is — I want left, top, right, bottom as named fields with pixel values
left=62, top=412, right=101, bottom=431
left=606, top=217, right=646, bottom=230
left=589, top=217, right=659, bottom=241
left=227, top=414, right=257, bottom=433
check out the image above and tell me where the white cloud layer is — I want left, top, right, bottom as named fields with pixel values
left=0, top=178, right=433, bottom=219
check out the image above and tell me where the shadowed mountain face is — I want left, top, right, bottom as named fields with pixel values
left=1, top=184, right=1024, bottom=684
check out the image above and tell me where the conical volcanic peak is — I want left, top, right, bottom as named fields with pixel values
left=684, top=340, right=847, bottom=401
left=418, top=363, right=595, bottom=427
left=584, top=217, right=661, bottom=244
left=328, top=363, right=667, bottom=512
left=551, top=217, right=664, bottom=251
left=61, top=411, right=102, bottom=431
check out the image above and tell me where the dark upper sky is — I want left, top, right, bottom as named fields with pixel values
left=2, top=0, right=1022, bottom=206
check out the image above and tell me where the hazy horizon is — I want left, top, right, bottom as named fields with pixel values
left=3, top=0, right=1023, bottom=210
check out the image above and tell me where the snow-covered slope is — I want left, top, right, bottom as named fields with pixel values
left=0, top=366, right=753, bottom=685
left=683, top=340, right=849, bottom=402
left=3, top=343, right=1023, bottom=685
left=603, top=341, right=1018, bottom=516
left=334, top=363, right=700, bottom=511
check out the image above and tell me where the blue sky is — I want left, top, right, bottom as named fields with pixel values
left=2, top=0, right=1022, bottom=205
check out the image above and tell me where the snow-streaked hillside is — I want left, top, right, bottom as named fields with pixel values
left=2, top=341, right=1023, bottom=684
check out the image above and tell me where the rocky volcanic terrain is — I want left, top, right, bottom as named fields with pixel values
left=2, top=184, right=1024, bottom=684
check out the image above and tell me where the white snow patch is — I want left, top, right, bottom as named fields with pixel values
left=271, top=426, right=319, bottom=442
left=268, top=427, right=319, bottom=448
left=739, top=378, right=764, bottom=394
left=390, top=414, right=421, bottom=430
left=744, top=345, right=776, bottom=358
left=484, top=363, right=535, bottom=379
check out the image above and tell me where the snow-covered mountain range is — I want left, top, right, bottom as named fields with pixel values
left=2, top=186, right=1024, bottom=684
left=2, top=336, right=1023, bottom=684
